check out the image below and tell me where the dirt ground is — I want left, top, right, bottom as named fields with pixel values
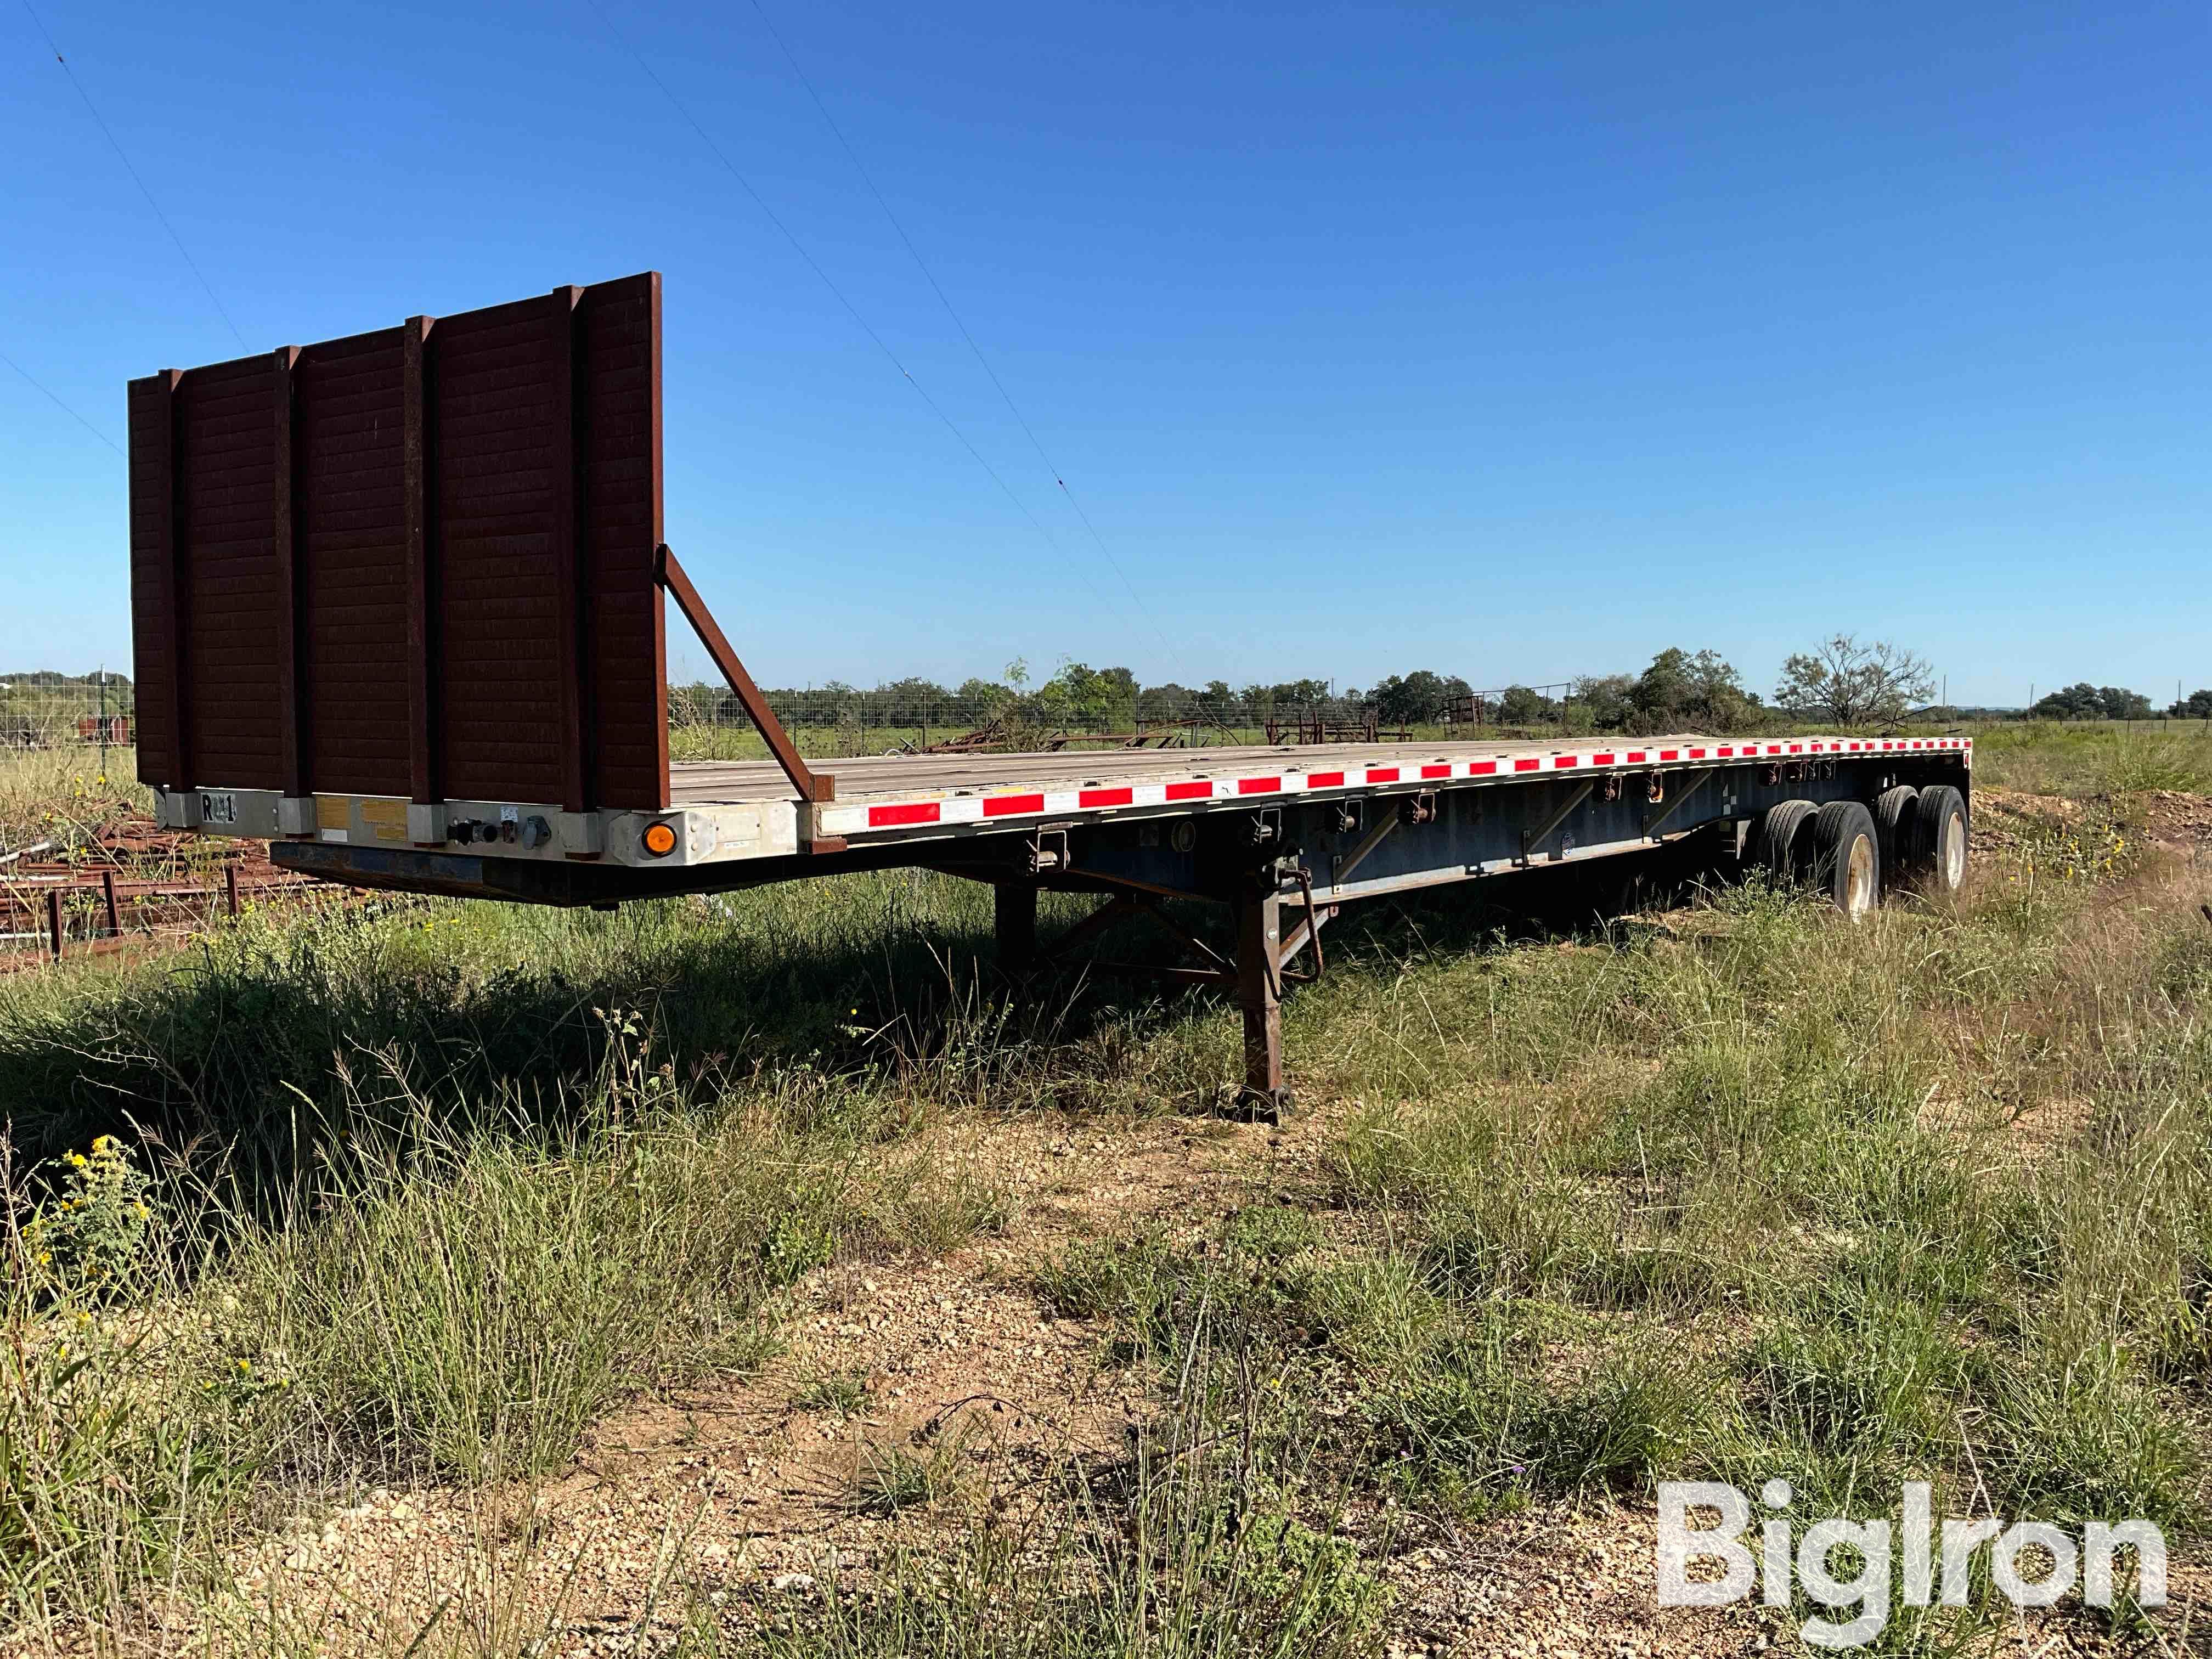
left=1972, top=786, right=2212, bottom=864
left=170, top=1103, right=2201, bottom=1658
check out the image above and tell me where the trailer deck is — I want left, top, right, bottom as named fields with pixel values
left=126, top=271, right=1976, bottom=1115
left=155, top=731, right=1967, bottom=874
left=681, top=733, right=1971, bottom=851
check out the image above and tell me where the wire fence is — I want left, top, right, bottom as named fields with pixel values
left=0, top=673, right=134, bottom=763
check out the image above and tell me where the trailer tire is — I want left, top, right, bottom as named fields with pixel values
left=1750, top=800, right=1818, bottom=882
left=1873, top=786, right=1918, bottom=876
left=1904, top=785, right=1969, bottom=895
left=1810, top=800, right=1881, bottom=918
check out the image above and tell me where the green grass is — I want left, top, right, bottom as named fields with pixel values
left=0, top=871, right=1226, bottom=1182
left=0, top=1011, right=1014, bottom=1631
left=791, top=1366, right=872, bottom=1418
left=1970, top=719, right=2212, bottom=795
left=1312, top=855, right=2212, bottom=1528
left=0, top=744, right=149, bottom=849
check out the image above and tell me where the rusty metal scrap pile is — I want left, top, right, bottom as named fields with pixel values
left=1, top=812, right=336, bottom=965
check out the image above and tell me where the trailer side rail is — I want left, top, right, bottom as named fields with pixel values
left=811, top=736, right=1971, bottom=845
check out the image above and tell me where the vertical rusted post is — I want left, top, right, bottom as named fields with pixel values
left=46, top=890, right=64, bottom=960
left=225, top=864, right=240, bottom=919
left=272, top=346, right=308, bottom=800
left=1235, top=884, right=1287, bottom=1118
left=995, top=883, right=1037, bottom=975
left=152, top=368, right=191, bottom=789
left=402, top=315, right=440, bottom=823
left=550, top=285, right=591, bottom=817
left=643, top=273, right=669, bottom=808
left=101, top=870, right=121, bottom=937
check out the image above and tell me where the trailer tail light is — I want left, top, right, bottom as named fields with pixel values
left=641, top=821, right=678, bottom=858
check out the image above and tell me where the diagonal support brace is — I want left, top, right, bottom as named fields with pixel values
left=1642, top=769, right=1712, bottom=839
left=1519, top=780, right=1595, bottom=865
left=1329, top=811, right=1398, bottom=893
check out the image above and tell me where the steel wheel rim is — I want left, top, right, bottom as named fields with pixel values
left=1846, top=834, right=1876, bottom=916
left=1942, top=811, right=1966, bottom=888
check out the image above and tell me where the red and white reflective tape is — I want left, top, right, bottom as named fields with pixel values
left=819, top=737, right=1973, bottom=837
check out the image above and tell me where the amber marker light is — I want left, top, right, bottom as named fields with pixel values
left=641, top=821, right=679, bottom=857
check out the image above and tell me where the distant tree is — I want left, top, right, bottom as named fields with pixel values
left=1774, top=635, right=1934, bottom=727
left=1496, top=684, right=1558, bottom=725
left=1570, top=673, right=1636, bottom=731
left=1371, top=670, right=1448, bottom=724
left=2031, top=682, right=2104, bottom=720
left=877, top=677, right=955, bottom=725
left=801, top=680, right=860, bottom=726
left=953, top=677, right=1013, bottom=724
left=1136, top=681, right=1199, bottom=721
left=1681, top=647, right=1758, bottom=731
left=2030, top=684, right=2153, bottom=721
left=1368, top=675, right=1413, bottom=723
left=2171, top=689, right=2212, bottom=719
left=1037, top=662, right=1136, bottom=727
left=1576, top=648, right=1758, bottom=734
left=1627, top=650, right=1689, bottom=724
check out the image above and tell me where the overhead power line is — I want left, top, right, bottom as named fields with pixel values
left=1, top=348, right=123, bottom=456
left=743, top=0, right=1181, bottom=673
left=19, top=0, right=247, bottom=350
left=583, top=1, right=1144, bottom=632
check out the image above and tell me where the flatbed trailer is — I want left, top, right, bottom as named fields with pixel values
left=127, top=275, right=1972, bottom=1111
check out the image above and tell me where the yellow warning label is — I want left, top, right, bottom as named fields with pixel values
left=315, top=795, right=350, bottom=832
left=359, top=798, right=408, bottom=844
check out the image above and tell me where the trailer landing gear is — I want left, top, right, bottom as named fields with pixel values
left=990, top=869, right=1300, bottom=1121
left=1235, top=887, right=1291, bottom=1121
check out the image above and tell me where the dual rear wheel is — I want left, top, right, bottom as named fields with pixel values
left=1747, top=785, right=1967, bottom=916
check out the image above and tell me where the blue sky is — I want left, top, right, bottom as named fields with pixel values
left=3, top=0, right=2205, bottom=704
